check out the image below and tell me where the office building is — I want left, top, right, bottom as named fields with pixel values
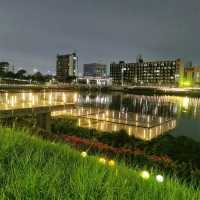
left=184, top=66, right=200, bottom=86
left=56, top=53, right=77, bottom=82
left=0, top=62, right=9, bottom=73
left=110, top=58, right=184, bottom=86
left=83, top=63, right=107, bottom=77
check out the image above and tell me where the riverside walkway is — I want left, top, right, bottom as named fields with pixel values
left=0, top=91, right=76, bottom=131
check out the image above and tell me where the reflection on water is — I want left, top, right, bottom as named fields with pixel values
left=1, top=91, right=200, bottom=141
left=52, top=107, right=176, bottom=141
left=53, top=107, right=172, bottom=128
left=77, top=118, right=176, bottom=141
left=77, top=93, right=200, bottom=120
left=76, top=93, right=200, bottom=141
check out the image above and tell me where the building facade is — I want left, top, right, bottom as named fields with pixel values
left=110, top=59, right=184, bottom=86
left=83, top=63, right=107, bottom=77
left=77, top=77, right=112, bottom=87
left=184, top=66, right=200, bottom=86
left=0, top=62, right=9, bottom=74
left=56, top=53, right=77, bottom=82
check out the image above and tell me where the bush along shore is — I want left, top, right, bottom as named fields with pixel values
left=51, top=117, right=200, bottom=187
left=0, top=127, right=199, bottom=199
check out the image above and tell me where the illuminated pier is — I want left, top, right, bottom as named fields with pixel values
left=52, top=107, right=176, bottom=140
left=0, top=91, right=77, bottom=131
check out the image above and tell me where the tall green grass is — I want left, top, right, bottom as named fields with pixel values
left=0, top=127, right=199, bottom=200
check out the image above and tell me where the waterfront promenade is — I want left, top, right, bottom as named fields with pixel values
left=1, top=83, right=200, bottom=97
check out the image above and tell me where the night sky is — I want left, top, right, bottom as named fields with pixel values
left=0, top=0, right=200, bottom=74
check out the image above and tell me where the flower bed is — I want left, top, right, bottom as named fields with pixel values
left=63, top=135, right=173, bottom=167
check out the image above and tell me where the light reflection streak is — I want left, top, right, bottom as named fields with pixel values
left=54, top=107, right=177, bottom=141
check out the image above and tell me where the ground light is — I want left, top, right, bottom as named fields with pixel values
left=81, top=151, right=87, bottom=158
left=141, top=171, right=150, bottom=180
left=80, top=152, right=164, bottom=183
left=99, top=157, right=106, bottom=164
left=156, top=175, right=164, bottom=183
left=108, top=160, right=115, bottom=167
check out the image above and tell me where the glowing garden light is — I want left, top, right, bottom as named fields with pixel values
left=141, top=171, right=150, bottom=180
left=156, top=175, right=164, bottom=183
left=99, top=157, right=106, bottom=165
left=81, top=151, right=87, bottom=158
left=108, top=160, right=115, bottom=167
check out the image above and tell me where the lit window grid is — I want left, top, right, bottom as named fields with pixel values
left=110, top=61, right=178, bottom=86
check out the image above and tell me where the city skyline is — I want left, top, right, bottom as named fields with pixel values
left=0, top=0, right=200, bottom=74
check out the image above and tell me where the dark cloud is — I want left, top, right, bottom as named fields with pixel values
left=0, top=0, right=200, bottom=73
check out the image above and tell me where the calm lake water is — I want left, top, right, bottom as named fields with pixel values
left=1, top=91, right=200, bottom=142
left=75, top=92, right=200, bottom=142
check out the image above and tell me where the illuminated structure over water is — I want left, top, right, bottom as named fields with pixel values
left=52, top=107, right=176, bottom=141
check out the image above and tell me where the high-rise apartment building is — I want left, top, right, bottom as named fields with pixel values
left=56, top=53, right=77, bottom=82
left=110, top=58, right=184, bottom=86
left=83, top=63, right=107, bottom=77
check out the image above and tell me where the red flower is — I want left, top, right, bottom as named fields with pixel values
left=63, top=135, right=173, bottom=165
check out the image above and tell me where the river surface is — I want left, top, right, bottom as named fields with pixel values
left=74, top=92, right=200, bottom=142
left=1, top=91, right=200, bottom=141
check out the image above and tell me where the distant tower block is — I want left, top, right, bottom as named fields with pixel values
left=56, top=53, right=78, bottom=82
left=136, top=54, right=144, bottom=63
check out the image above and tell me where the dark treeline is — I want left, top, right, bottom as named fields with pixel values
left=0, top=69, right=54, bottom=83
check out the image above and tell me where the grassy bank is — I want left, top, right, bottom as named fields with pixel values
left=51, top=117, right=200, bottom=186
left=0, top=127, right=199, bottom=199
